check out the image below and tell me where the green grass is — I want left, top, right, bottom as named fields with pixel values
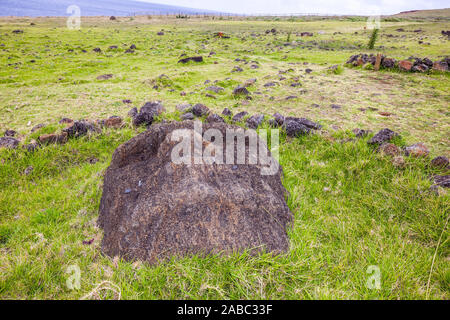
left=0, top=118, right=448, bottom=299
left=0, top=15, right=449, bottom=300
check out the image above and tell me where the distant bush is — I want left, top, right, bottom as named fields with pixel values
left=176, top=14, right=189, bottom=19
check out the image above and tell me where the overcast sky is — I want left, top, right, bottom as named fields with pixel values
left=137, top=0, right=448, bottom=15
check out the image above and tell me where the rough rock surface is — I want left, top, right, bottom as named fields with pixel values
left=192, top=104, right=210, bottom=117
left=430, top=156, right=449, bottom=169
left=368, top=128, right=399, bottom=145
left=246, top=114, right=264, bottom=129
left=232, top=111, right=248, bottom=122
left=379, top=143, right=401, bottom=157
left=132, top=102, right=165, bottom=127
left=0, top=137, right=20, bottom=149
left=432, top=175, right=450, bottom=188
left=178, top=56, right=203, bottom=64
left=63, top=120, right=98, bottom=138
left=404, top=143, right=429, bottom=158
left=98, top=121, right=293, bottom=263
left=283, top=119, right=311, bottom=137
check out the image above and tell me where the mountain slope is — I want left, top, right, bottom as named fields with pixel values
left=0, top=0, right=220, bottom=16
left=393, top=8, right=450, bottom=18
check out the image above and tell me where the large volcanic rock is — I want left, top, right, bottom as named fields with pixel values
left=98, top=121, right=293, bottom=263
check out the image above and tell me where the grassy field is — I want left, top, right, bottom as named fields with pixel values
left=0, top=14, right=449, bottom=299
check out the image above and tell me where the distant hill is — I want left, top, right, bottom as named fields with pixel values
left=392, top=8, right=450, bottom=18
left=0, top=0, right=222, bottom=17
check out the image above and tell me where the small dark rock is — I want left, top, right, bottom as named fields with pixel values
left=404, top=143, right=429, bottom=157
left=432, top=175, right=450, bottom=188
left=192, top=104, right=210, bottom=117
left=178, top=56, right=203, bottom=64
left=430, top=156, right=449, bottom=169
left=285, top=117, right=321, bottom=130
left=368, top=128, right=399, bottom=145
left=128, top=107, right=138, bottom=118
left=96, top=74, right=113, bottom=80
left=132, top=102, right=165, bottom=127
left=4, top=130, right=17, bottom=137
left=232, top=111, right=248, bottom=122
left=181, top=112, right=195, bottom=121
left=206, top=86, right=224, bottom=93
left=38, top=133, right=68, bottom=145
left=246, top=114, right=265, bottom=129
left=0, top=137, right=20, bottom=149
left=222, top=108, right=232, bottom=117
left=233, top=86, right=250, bottom=96
left=283, top=119, right=311, bottom=137
left=206, top=114, right=225, bottom=123
left=352, top=128, right=370, bottom=138
left=63, top=121, right=97, bottom=138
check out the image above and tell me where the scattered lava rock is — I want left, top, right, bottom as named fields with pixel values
left=4, top=130, right=17, bottom=137
left=206, top=86, right=224, bottom=94
left=59, top=118, right=74, bottom=125
left=222, top=108, right=232, bottom=117
left=132, top=102, right=166, bottom=127
left=398, top=60, right=413, bottom=71
left=38, top=132, right=68, bottom=145
left=97, top=74, right=113, bottom=80
left=232, top=111, right=248, bottom=122
left=0, top=137, right=20, bottom=149
left=233, top=86, right=250, bottom=96
left=270, top=113, right=285, bottom=127
left=352, top=128, right=370, bottom=138
left=178, top=56, right=203, bottom=64
left=23, top=141, right=39, bottom=152
left=432, top=175, right=450, bottom=188
left=285, top=117, right=322, bottom=130
left=246, top=114, right=265, bottom=129
left=100, top=116, right=123, bottom=129
left=392, top=156, right=406, bottom=168
left=378, top=143, right=401, bottom=157
left=63, top=121, right=98, bottom=138
left=176, top=103, right=192, bottom=113
left=368, top=128, right=399, bottom=145
left=181, top=112, right=195, bottom=120
left=430, top=156, right=449, bottom=169
left=283, top=119, right=311, bottom=137
left=206, top=114, right=225, bottom=123
left=192, top=104, right=210, bottom=117
left=404, top=143, right=429, bottom=158
left=31, top=124, right=46, bottom=133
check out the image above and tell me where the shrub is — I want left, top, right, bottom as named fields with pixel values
left=368, top=28, right=379, bottom=49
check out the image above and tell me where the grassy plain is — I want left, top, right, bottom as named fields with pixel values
left=0, top=14, right=449, bottom=299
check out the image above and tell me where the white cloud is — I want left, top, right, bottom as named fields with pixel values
left=136, top=0, right=448, bottom=15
